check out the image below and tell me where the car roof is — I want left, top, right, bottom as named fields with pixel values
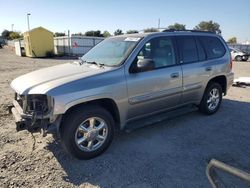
left=111, top=30, right=219, bottom=39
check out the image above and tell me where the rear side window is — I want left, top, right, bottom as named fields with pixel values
left=198, top=36, right=226, bottom=59
left=177, top=36, right=199, bottom=63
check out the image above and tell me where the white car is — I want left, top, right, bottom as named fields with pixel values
left=229, top=47, right=249, bottom=61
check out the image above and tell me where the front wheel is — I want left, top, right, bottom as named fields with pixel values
left=199, top=82, right=222, bottom=115
left=60, top=105, right=114, bottom=160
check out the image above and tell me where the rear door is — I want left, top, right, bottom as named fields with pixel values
left=177, top=35, right=227, bottom=104
left=125, top=36, right=183, bottom=119
left=176, top=35, right=211, bottom=104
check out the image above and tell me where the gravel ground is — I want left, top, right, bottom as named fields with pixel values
left=0, top=48, right=250, bottom=188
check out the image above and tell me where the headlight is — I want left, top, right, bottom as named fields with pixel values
left=24, top=94, right=53, bottom=117
left=26, top=95, right=47, bottom=112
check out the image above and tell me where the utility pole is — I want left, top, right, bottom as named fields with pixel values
left=68, top=30, right=71, bottom=56
left=11, top=24, right=14, bottom=31
left=158, top=18, right=160, bottom=29
left=27, top=13, right=31, bottom=31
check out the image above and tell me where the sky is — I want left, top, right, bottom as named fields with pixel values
left=0, top=0, right=249, bottom=42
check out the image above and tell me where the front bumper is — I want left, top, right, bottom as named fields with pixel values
left=11, top=99, right=33, bottom=131
left=11, top=99, right=50, bottom=132
left=11, top=99, right=62, bottom=134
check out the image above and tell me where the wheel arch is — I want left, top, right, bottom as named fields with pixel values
left=234, top=55, right=242, bottom=61
left=206, top=75, right=227, bottom=95
left=61, top=98, right=121, bottom=129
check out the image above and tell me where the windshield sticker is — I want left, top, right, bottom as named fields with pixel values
left=124, top=37, right=140, bottom=42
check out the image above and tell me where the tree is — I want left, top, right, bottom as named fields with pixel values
left=72, top=32, right=84, bottom=36
left=54, top=32, right=66, bottom=37
left=103, top=30, right=111, bottom=37
left=114, top=29, right=123, bottom=36
left=1, top=30, right=22, bottom=40
left=143, top=28, right=159, bottom=33
left=85, top=30, right=103, bottom=37
left=9, top=32, right=21, bottom=40
left=168, top=23, right=186, bottom=30
left=126, top=30, right=139, bottom=34
left=194, top=20, right=221, bottom=34
left=228, top=37, right=237, bottom=44
left=1, top=30, right=10, bottom=39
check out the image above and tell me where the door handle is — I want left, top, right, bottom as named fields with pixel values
left=205, top=67, right=212, bottom=71
left=170, top=73, right=179, bottom=78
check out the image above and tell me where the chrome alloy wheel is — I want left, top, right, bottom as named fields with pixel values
left=75, top=117, right=108, bottom=152
left=207, top=88, right=220, bottom=111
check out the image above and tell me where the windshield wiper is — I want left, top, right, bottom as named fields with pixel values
left=82, top=60, right=105, bottom=68
left=86, top=61, right=98, bottom=65
left=77, top=58, right=86, bottom=65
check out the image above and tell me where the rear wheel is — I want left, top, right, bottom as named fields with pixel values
left=60, top=105, right=114, bottom=159
left=235, top=55, right=242, bottom=61
left=199, top=82, right=222, bottom=115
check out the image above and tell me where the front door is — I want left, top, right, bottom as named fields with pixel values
left=125, top=36, right=183, bottom=120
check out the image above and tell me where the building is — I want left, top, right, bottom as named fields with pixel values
left=242, top=40, right=250, bottom=45
left=23, top=27, right=54, bottom=57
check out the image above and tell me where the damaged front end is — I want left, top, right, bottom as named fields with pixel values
left=11, top=93, right=60, bottom=135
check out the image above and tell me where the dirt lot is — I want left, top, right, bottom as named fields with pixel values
left=0, top=48, right=250, bottom=188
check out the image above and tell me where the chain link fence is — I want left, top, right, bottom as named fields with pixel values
left=54, top=36, right=104, bottom=56
left=228, top=44, right=250, bottom=54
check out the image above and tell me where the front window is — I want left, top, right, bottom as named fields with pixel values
left=136, top=36, right=176, bottom=68
left=81, top=37, right=141, bottom=66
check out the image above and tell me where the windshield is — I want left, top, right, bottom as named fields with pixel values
left=81, top=37, right=141, bottom=66
left=230, top=48, right=241, bottom=53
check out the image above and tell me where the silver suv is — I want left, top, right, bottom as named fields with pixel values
left=11, top=30, right=234, bottom=159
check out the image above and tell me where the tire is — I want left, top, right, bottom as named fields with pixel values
left=199, top=82, right=222, bottom=115
left=60, top=105, right=114, bottom=160
left=235, top=55, right=242, bottom=61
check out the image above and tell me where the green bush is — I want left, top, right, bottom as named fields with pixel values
left=46, top=50, right=54, bottom=57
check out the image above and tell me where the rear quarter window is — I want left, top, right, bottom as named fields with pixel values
left=198, top=36, right=226, bottom=59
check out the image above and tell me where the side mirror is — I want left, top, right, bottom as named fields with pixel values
left=130, top=59, right=155, bottom=73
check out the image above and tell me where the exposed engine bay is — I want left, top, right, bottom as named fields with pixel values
left=11, top=93, right=57, bottom=135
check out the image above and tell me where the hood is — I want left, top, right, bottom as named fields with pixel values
left=11, top=62, right=112, bottom=95
left=232, top=51, right=244, bottom=56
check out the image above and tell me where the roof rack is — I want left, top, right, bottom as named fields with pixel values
left=162, top=29, right=216, bottom=34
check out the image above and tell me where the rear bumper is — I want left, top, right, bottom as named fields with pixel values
left=227, top=72, right=234, bottom=92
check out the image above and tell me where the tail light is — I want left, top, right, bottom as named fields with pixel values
left=229, top=57, right=233, bottom=71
